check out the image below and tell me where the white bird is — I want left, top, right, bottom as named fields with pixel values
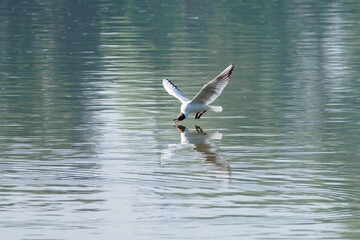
left=162, top=64, right=234, bottom=123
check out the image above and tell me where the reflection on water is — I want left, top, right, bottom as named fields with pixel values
left=162, top=125, right=230, bottom=181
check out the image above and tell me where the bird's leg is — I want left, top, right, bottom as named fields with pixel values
left=195, top=125, right=203, bottom=133
left=197, top=110, right=207, bottom=119
left=195, top=125, right=207, bottom=135
left=195, top=112, right=200, bottom=119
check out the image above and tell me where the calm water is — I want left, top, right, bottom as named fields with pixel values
left=1, top=0, right=360, bottom=239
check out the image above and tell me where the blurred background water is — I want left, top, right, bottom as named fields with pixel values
left=1, top=0, right=360, bottom=239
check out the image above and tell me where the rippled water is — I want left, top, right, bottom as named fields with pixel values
left=1, top=0, right=360, bottom=239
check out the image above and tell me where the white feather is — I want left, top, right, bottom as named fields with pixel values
left=162, top=79, right=190, bottom=103
left=207, top=105, right=223, bottom=112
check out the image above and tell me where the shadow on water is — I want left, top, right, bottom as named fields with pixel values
left=162, top=125, right=230, bottom=181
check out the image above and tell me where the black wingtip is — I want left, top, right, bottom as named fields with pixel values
left=228, top=64, right=234, bottom=77
left=166, top=79, right=182, bottom=92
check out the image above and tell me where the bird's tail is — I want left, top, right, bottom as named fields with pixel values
left=207, top=105, right=223, bottom=112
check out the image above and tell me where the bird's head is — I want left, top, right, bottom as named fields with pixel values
left=173, top=112, right=186, bottom=124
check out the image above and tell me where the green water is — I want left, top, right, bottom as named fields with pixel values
left=1, top=0, right=360, bottom=239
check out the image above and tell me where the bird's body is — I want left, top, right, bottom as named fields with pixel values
left=181, top=102, right=206, bottom=115
left=163, top=64, right=234, bottom=123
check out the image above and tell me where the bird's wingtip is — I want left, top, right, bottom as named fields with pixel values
left=163, top=79, right=169, bottom=85
left=226, top=64, right=235, bottom=77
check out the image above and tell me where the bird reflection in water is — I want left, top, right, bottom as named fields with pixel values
left=162, top=125, right=230, bottom=182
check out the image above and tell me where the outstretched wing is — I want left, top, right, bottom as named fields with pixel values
left=163, top=79, right=190, bottom=103
left=190, top=64, right=234, bottom=105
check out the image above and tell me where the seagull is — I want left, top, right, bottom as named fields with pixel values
left=163, top=64, right=234, bottom=123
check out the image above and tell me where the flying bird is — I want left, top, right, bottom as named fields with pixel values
left=162, top=64, right=234, bottom=123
